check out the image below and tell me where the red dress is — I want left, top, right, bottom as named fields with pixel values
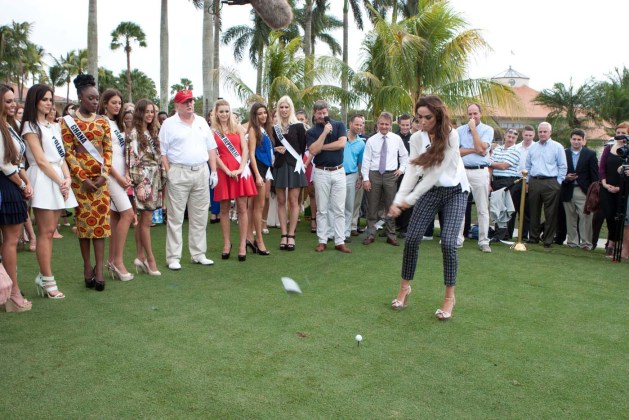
left=213, top=131, right=257, bottom=200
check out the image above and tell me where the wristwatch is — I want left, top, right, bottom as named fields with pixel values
left=19, top=181, right=26, bottom=191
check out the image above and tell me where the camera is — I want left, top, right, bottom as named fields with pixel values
left=614, top=135, right=629, bottom=159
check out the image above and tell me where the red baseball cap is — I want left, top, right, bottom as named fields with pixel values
left=174, top=90, right=194, bottom=103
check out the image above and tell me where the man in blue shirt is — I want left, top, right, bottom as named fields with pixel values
left=343, top=114, right=365, bottom=242
left=525, top=122, right=568, bottom=248
left=306, top=100, right=351, bottom=253
left=457, top=104, right=493, bottom=252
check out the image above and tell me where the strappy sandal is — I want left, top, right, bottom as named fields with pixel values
left=391, top=285, right=412, bottom=310
left=286, top=235, right=296, bottom=251
left=435, top=297, right=456, bottom=320
left=279, top=234, right=288, bottom=251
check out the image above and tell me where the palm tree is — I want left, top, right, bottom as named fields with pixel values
left=224, top=34, right=357, bottom=111
left=222, top=10, right=273, bottom=96
left=212, top=0, right=221, bottom=100
left=87, top=0, right=98, bottom=86
left=170, top=78, right=194, bottom=94
left=46, top=63, right=67, bottom=96
left=0, top=21, right=33, bottom=99
left=54, top=49, right=88, bottom=104
left=202, top=0, right=215, bottom=116
left=590, top=67, right=629, bottom=129
left=354, top=0, right=516, bottom=119
left=534, top=79, right=596, bottom=143
left=110, top=21, right=147, bottom=102
left=160, top=0, right=169, bottom=111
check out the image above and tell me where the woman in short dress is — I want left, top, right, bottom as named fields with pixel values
left=126, top=99, right=164, bottom=276
left=245, top=102, right=274, bottom=256
left=61, top=74, right=112, bottom=292
left=212, top=99, right=257, bottom=261
left=21, top=84, right=78, bottom=299
left=271, top=96, right=308, bottom=250
left=99, top=89, right=135, bottom=281
left=0, top=84, right=33, bottom=312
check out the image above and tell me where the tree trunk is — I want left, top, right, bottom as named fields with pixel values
left=212, top=0, right=220, bottom=101
left=160, top=0, right=169, bottom=112
left=407, top=0, right=418, bottom=16
left=126, top=44, right=132, bottom=103
left=303, top=0, right=313, bottom=87
left=341, top=0, right=349, bottom=124
left=203, top=0, right=214, bottom=117
left=255, top=43, right=263, bottom=96
left=87, top=0, right=98, bottom=87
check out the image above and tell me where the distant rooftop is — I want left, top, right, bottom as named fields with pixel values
left=492, top=66, right=530, bottom=87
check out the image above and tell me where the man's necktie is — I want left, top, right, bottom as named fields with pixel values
left=378, top=136, right=387, bottom=174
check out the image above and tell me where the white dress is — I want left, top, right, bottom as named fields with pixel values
left=107, top=118, right=132, bottom=212
left=22, top=121, right=78, bottom=210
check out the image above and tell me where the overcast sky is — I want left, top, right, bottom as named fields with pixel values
left=4, top=0, right=627, bottom=107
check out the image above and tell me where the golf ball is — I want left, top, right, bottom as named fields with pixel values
left=355, top=334, right=363, bottom=342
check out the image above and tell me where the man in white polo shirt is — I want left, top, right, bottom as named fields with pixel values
left=159, top=90, right=219, bottom=270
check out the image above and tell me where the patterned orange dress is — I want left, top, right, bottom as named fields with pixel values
left=61, top=113, right=112, bottom=239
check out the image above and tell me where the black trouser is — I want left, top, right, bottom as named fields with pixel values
left=491, top=176, right=520, bottom=239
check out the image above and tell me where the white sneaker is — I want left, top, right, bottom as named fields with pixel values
left=422, top=236, right=433, bottom=240
left=480, top=245, right=492, bottom=253
left=167, top=261, right=181, bottom=270
left=192, top=255, right=214, bottom=266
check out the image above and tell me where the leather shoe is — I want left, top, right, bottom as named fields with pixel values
left=350, top=230, right=360, bottom=237
left=314, top=243, right=327, bottom=252
left=386, top=238, right=399, bottom=246
left=167, top=261, right=182, bottom=271
left=334, top=244, right=352, bottom=253
left=543, top=243, right=552, bottom=248
left=362, top=236, right=375, bottom=245
left=192, top=255, right=214, bottom=265
left=526, top=239, right=539, bottom=244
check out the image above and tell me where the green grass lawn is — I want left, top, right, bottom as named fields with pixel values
left=0, top=220, right=627, bottom=418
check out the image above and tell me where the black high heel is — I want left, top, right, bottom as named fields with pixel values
left=279, top=234, right=288, bottom=250
left=222, top=243, right=232, bottom=260
left=246, top=240, right=258, bottom=254
left=95, top=279, right=105, bottom=292
left=85, top=266, right=95, bottom=289
left=238, top=254, right=246, bottom=262
left=286, top=235, right=296, bottom=251
left=254, top=240, right=270, bottom=256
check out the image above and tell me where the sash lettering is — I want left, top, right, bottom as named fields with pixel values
left=214, top=129, right=252, bottom=179
left=63, top=115, right=104, bottom=165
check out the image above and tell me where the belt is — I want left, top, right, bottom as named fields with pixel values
left=531, top=176, right=554, bottom=180
left=345, top=171, right=357, bottom=175
left=315, top=164, right=343, bottom=171
left=465, top=165, right=488, bottom=170
left=493, top=175, right=518, bottom=180
left=172, top=163, right=206, bottom=171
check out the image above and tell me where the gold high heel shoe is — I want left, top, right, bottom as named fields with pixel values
left=142, top=260, right=161, bottom=276
left=391, top=285, right=412, bottom=310
left=5, top=296, right=32, bottom=312
left=35, top=273, right=65, bottom=299
left=110, top=263, right=134, bottom=282
left=435, top=297, right=456, bottom=320
left=134, top=258, right=148, bottom=274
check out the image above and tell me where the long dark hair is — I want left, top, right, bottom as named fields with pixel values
left=130, top=99, right=160, bottom=154
left=248, top=102, right=273, bottom=147
left=0, top=84, right=19, bottom=164
left=411, top=95, right=453, bottom=169
left=20, top=83, right=53, bottom=141
left=98, top=88, right=125, bottom=131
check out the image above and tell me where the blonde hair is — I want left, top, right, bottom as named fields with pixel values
left=275, top=95, right=299, bottom=125
left=211, top=99, right=238, bottom=134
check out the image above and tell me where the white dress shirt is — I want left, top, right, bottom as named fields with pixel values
left=394, top=129, right=469, bottom=207
left=159, top=113, right=217, bottom=166
left=361, top=131, right=408, bottom=181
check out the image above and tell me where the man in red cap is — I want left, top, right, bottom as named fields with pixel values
left=159, top=90, right=219, bottom=270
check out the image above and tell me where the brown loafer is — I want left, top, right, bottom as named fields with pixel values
left=334, top=244, right=352, bottom=253
left=314, top=243, right=327, bottom=252
left=362, top=236, right=375, bottom=245
left=386, top=238, right=399, bottom=246
left=350, top=230, right=360, bottom=237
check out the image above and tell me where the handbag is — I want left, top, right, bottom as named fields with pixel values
left=584, top=181, right=601, bottom=215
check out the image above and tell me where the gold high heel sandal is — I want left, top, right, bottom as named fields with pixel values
left=35, top=274, right=65, bottom=299
left=391, top=285, right=412, bottom=310
left=110, top=263, right=134, bottom=282
left=435, top=297, right=456, bottom=320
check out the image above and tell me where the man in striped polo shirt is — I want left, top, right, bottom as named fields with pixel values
left=489, top=128, right=521, bottom=240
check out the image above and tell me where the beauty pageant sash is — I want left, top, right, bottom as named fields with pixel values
left=273, top=124, right=305, bottom=174
left=214, top=129, right=251, bottom=179
left=63, top=115, right=103, bottom=165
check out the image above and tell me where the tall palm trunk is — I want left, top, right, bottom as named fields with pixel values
left=87, top=0, right=98, bottom=86
left=212, top=0, right=220, bottom=100
left=341, top=0, right=349, bottom=124
left=160, top=0, right=169, bottom=112
left=255, top=43, right=263, bottom=96
left=125, top=44, right=132, bottom=102
left=303, top=1, right=314, bottom=87
left=202, top=0, right=214, bottom=116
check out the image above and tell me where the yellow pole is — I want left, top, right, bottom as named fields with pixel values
left=511, top=169, right=528, bottom=251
